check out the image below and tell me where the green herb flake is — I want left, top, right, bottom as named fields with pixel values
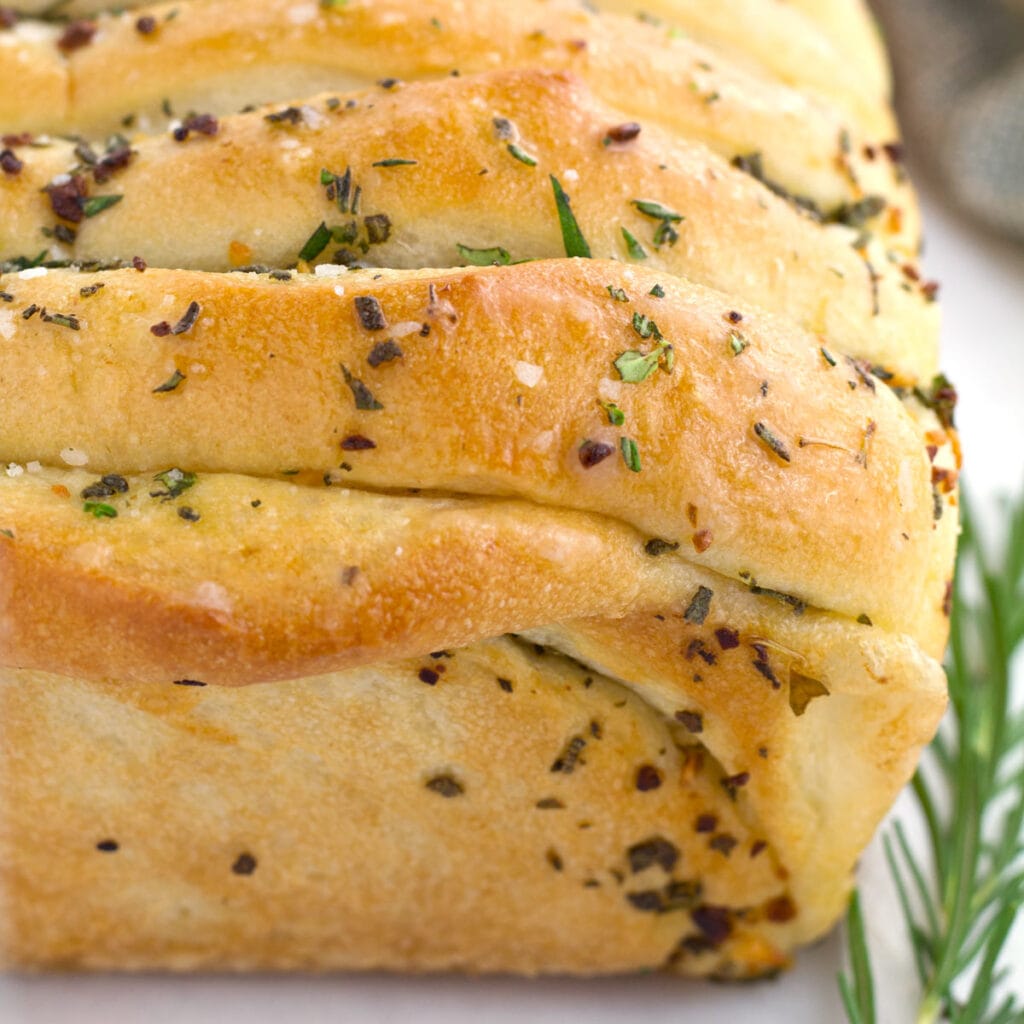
left=649, top=284, right=665, bottom=297
left=372, top=158, right=418, bottom=167
left=507, top=143, right=537, bottom=166
left=82, top=194, right=123, bottom=218
left=631, top=311, right=663, bottom=341
left=729, top=331, right=749, bottom=356
left=456, top=243, right=512, bottom=266
left=753, top=421, right=791, bottom=463
left=614, top=340, right=673, bottom=383
left=83, top=501, right=117, bottom=519
left=620, top=436, right=642, bottom=472
left=550, top=175, right=592, bottom=259
left=298, top=221, right=331, bottom=262
left=621, top=227, right=647, bottom=260
left=820, top=346, right=837, bottom=367
left=152, top=369, right=186, bottom=394
left=607, top=286, right=630, bottom=302
left=151, top=467, right=196, bottom=499
left=632, top=199, right=684, bottom=222
left=600, top=400, right=625, bottom=426
left=341, top=364, right=384, bottom=410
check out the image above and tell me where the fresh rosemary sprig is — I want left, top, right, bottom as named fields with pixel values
left=840, top=488, right=1024, bottom=1023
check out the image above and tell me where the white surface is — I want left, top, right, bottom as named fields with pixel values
left=2, top=191, right=1022, bottom=1024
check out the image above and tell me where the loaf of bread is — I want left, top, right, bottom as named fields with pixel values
left=0, top=0, right=957, bottom=979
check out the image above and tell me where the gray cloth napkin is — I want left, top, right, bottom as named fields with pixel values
left=872, top=0, right=1024, bottom=242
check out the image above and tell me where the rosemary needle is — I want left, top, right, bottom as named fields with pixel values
left=840, top=488, right=1024, bottom=1024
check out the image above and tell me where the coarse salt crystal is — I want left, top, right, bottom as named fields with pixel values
left=5, top=463, right=23, bottom=477
left=514, top=360, right=544, bottom=388
left=18, top=266, right=47, bottom=280
left=60, top=447, right=88, bottom=467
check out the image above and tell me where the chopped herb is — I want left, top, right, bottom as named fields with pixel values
left=21, top=304, right=38, bottom=320
left=635, top=764, right=663, bottom=791
left=40, top=309, right=80, bottom=330
left=231, top=852, right=257, bottom=875
left=820, top=346, right=837, bottom=367
left=83, top=501, right=117, bottom=518
left=354, top=295, right=387, bottom=332
left=95, top=839, right=119, bottom=852
left=364, top=213, right=391, bottom=245
left=177, top=506, right=200, bottom=522
left=607, top=285, right=629, bottom=302
left=628, top=836, right=679, bottom=874
left=372, top=158, right=417, bottom=167
left=456, top=243, right=511, bottom=266
left=507, top=143, right=537, bottom=166
left=600, top=400, right=625, bottom=426
left=729, top=331, right=749, bottom=356
left=621, top=227, right=647, bottom=260
left=151, top=468, right=195, bottom=499
left=172, top=113, right=219, bottom=142
left=620, top=436, right=642, bottom=472
left=367, top=339, right=402, bottom=366
left=614, top=340, right=672, bottom=382
left=709, top=834, right=738, bottom=857
left=81, top=194, right=123, bottom=218
left=833, top=194, right=887, bottom=228
left=425, top=774, right=464, bottom=798
left=341, top=364, right=384, bottom=410
left=578, top=439, right=614, bottom=468
left=550, top=175, right=591, bottom=259
left=631, top=311, right=663, bottom=341
left=684, top=585, right=714, bottom=625
left=749, top=583, right=806, bottom=614
left=753, top=421, right=791, bottom=463
left=675, top=710, right=703, bottom=733
left=644, top=538, right=679, bottom=557
left=789, top=672, right=830, bottom=716
left=0, top=528, right=12, bottom=539
left=79, top=283, right=104, bottom=297
left=649, top=284, right=665, bottom=297
left=497, top=677, right=513, bottom=693
left=418, top=667, right=439, bottom=685
left=551, top=735, right=587, bottom=774
left=264, top=106, right=303, bottom=126
left=732, top=152, right=824, bottom=221
left=632, top=199, right=683, bottom=223
left=857, top=613, right=873, bottom=626
left=152, top=369, right=186, bottom=393
left=81, top=475, right=128, bottom=500
left=914, top=373, right=958, bottom=430
left=298, top=221, right=331, bottom=262
left=536, top=797, right=564, bottom=809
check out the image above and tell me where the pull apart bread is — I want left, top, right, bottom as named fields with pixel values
left=0, top=0, right=958, bottom=979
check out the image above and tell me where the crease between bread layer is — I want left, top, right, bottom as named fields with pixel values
left=0, top=260, right=957, bottom=655
left=0, top=70, right=939, bottom=378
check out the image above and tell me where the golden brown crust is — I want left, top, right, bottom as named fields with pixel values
left=0, top=0, right=955, bottom=981
left=0, top=261, right=956, bottom=653
left=1, top=0, right=915, bottom=249
left=0, top=70, right=937, bottom=377
left=0, top=629, right=941, bottom=974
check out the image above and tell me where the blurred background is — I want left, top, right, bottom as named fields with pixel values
left=872, top=0, right=1024, bottom=245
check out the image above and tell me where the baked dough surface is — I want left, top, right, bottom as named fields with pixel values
left=0, top=0, right=955, bottom=979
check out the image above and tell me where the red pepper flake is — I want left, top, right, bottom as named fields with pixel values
left=603, top=121, right=641, bottom=145
left=340, top=434, right=376, bottom=450
left=691, top=529, right=713, bottom=553
left=132, top=256, right=147, bottom=272
left=722, top=771, right=750, bottom=799
left=765, top=895, right=797, bottom=923
left=93, top=144, right=134, bottom=184
left=44, top=174, right=89, bottom=223
left=685, top=638, right=716, bottom=665
left=695, top=814, right=716, bottom=833
left=942, top=580, right=953, bottom=617
left=922, top=280, right=940, bottom=303
left=726, top=310, right=743, bottom=324
left=418, top=667, right=439, bottom=685
left=0, top=148, right=22, bottom=175
left=0, top=8, right=17, bottom=28
left=57, top=20, right=97, bottom=52
left=231, top=852, right=257, bottom=875
left=686, top=503, right=698, bottom=527
left=578, top=439, right=614, bottom=468
left=173, top=113, right=220, bottom=142
left=691, top=904, right=732, bottom=945
left=750, top=839, right=767, bottom=858
left=135, top=15, right=158, bottom=34
left=635, top=764, right=663, bottom=791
